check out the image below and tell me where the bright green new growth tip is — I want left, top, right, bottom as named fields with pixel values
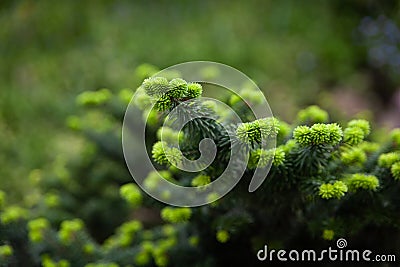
left=140, top=77, right=203, bottom=112
left=293, top=123, right=342, bottom=146
left=319, top=181, right=348, bottom=199
left=236, top=117, right=279, bottom=147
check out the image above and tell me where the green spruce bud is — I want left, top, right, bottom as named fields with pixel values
left=80, top=110, right=114, bottom=133
left=135, top=63, right=159, bottom=81
left=343, top=127, right=365, bottom=145
left=293, top=125, right=312, bottom=146
left=347, top=119, right=370, bottom=136
left=156, top=127, right=182, bottom=143
left=142, top=77, right=170, bottom=97
left=322, top=229, right=335, bottom=241
left=76, top=89, right=112, bottom=106
left=249, top=147, right=284, bottom=168
left=191, top=174, right=211, bottom=187
left=186, top=82, right=203, bottom=98
left=143, top=108, right=159, bottom=126
left=144, top=171, right=160, bottom=191
left=236, top=117, right=278, bottom=146
left=325, top=123, right=343, bottom=145
left=66, top=115, right=82, bottom=131
left=29, top=169, right=42, bottom=185
left=168, top=78, right=187, bottom=98
left=117, top=221, right=142, bottom=247
left=83, top=243, right=95, bottom=255
left=0, top=206, right=28, bottom=224
left=159, top=170, right=173, bottom=182
left=378, top=152, right=400, bottom=168
left=346, top=173, right=379, bottom=192
left=44, top=193, right=60, bottom=208
left=391, top=162, right=400, bottom=180
left=58, top=219, right=84, bottom=245
left=165, top=147, right=182, bottom=166
left=207, top=192, right=220, bottom=206
left=390, top=128, right=400, bottom=146
left=119, top=238, right=132, bottom=250
left=273, top=147, right=286, bottom=166
left=358, top=141, right=380, bottom=153
left=297, top=123, right=343, bottom=146
left=341, top=148, right=367, bottom=165
left=161, top=207, right=192, bottom=223
left=282, top=139, right=298, bottom=153
left=0, top=245, right=13, bottom=257
left=41, top=255, right=55, bottom=267
left=189, top=236, right=199, bottom=247
left=154, top=94, right=173, bottom=112
left=248, top=149, right=273, bottom=169
left=310, top=123, right=331, bottom=145
left=42, top=254, right=70, bottom=267
left=135, top=250, right=151, bottom=266
left=118, top=88, right=134, bottom=105
left=152, top=141, right=169, bottom=165
left=142, top=241, right=154, bottom=252
left=200, top=65, right=220, bottom=79
left=102, top=237, right=117, bottom=251
left=277, top=120, right=291, bottom=139
left=162, top=224, right=176, bottom=236
left=319, top=181, right=348, bottom=199
left=133, top=87, right=152, bottom=110
left=158, top=237, right=177, bottom=251
left=239, top=88, right=264, bottom=105
left=229, top=94, right=241, bottom=106
left=202, top=100, right=218, bottom=112
left=258, top=117, right=280, bottom=138
left=28, top=217, right=50, bottom=242
left=297, top=105, right=329, bottom=123
left=120, top=183, right=142, bottom=206
left=216, top=230, right=230, bottom=243
left=161, top=190, right=172, bottom=201
left=119, top=220, right=142, bottom=234
left=154, top=252, right=169, bottom=267
left=318, top=184, right=334, bottom=199
left=332, top=181, right=348, bottom=196
left=236, top=122, right=260, bottom=146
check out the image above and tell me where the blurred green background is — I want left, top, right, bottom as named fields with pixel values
left=0, top=0, right=399, bottom=203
